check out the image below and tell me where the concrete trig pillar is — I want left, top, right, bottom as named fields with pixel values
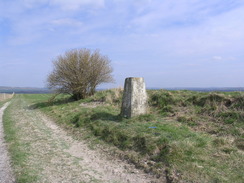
left=121, top=77, right=147, bottom=118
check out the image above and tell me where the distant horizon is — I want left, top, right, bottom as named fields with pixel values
left=1, top=85, right=244, bottom=94
left=1, top=85, right=244, bottom=90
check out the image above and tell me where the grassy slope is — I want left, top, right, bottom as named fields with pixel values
left=22, top=90, right=243, bottom=182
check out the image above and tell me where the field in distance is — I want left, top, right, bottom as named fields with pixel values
left=0, top=86, right=52, bottom=94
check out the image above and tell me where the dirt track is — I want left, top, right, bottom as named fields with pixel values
left=0, top=102, right=15, bottom=183
left=4, top=96, right=163, bottom=183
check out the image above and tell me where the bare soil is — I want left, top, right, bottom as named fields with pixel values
left=0, top=102, right=15, bottom=183
left=6, top=97, right=164, bottom=183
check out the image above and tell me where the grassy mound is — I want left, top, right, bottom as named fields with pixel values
left=23, top=90, right=244, bottom=182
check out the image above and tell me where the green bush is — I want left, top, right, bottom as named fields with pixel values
left=194, top=93, right=231, bottom=107
left=149, top=90, right=176, bottom=108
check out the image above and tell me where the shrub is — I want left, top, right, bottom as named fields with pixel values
left=47, top=48, right=114, bottom=100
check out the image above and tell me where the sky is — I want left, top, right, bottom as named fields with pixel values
left=0, top=0, right=244, bottom=88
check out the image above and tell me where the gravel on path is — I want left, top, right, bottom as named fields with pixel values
left=0, top=102, right=15, bottom=183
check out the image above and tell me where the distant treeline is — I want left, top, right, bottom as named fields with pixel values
left=149, top=87, right=244, bottom=92
left=1, top=86, right=244, bottom=94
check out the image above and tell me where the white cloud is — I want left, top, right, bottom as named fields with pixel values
left=51, top=18, right=83, bottom=27
left=50, top=0, right=105, bottom=10
left=213, top=56, right=222, bottom=60
left=22, top=0, right=49, bottom=8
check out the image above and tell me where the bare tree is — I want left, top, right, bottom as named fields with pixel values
left=47, top=48, right=114, bottom=100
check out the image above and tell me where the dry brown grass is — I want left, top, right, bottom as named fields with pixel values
left=0, top=93, right=14, bottom=102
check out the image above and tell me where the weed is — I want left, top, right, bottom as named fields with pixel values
left=177, top=115, right=197, bottom=126
left=234, top=138, right=244, bottom=151
left=212, top=138, right=225, bottom=147
left=136, top=114, right=156, bottom=122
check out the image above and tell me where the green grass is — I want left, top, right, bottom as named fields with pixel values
left=3, top=96, right=39, bottom=183
left=18, top=90, right=244, bottom=182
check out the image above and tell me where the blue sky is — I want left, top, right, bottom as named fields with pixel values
left=0, top=0, right=244, bottom=88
